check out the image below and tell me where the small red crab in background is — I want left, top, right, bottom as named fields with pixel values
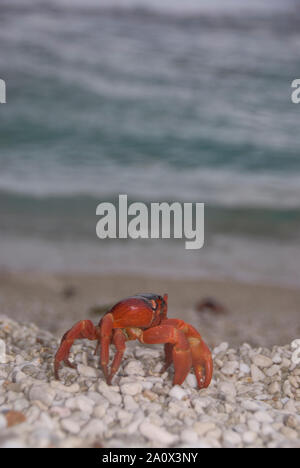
left=54, top=293, right=213, bottom=389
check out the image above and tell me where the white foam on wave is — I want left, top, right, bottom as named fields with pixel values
left=3, top=0, right=292, bottom=16
left=0, top=162, right=300, bottom=210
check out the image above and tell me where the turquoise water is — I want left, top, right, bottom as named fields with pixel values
left=0, top=0, right=300, bottom=285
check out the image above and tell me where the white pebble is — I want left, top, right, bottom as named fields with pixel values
left=265, top=365, right=280, bottom=377
left=61, top=419, right=81, bottom=434
left=240, top=363, right=250, bottom=374
left=261, top=423, right=274, bottom=436
left=135, top=347, right=160, bottom=359
left=169, top=385, right=187, bottom=400
left=124, top=394, right=139, bottom=412
left=126, top=411, right=144, bottom=434
left=223, top=430, right=242, bottom=446
left=81, top=419, right=106, bottom=437
left=51, top=381, right=80, bottom=393
left=218, top=382, right=237, bottom=398
left=222, top=361, right=239, bottom=375
left=65, top=395, right=95, bottom=414
left=248, top=419, right=260, bottom=433
left=272, top=354, right=282, bottom=364
left=121, top=382, right=143, bottom=396
left=281, top=426, right=298, bottom=440
left=13, top=398, right=29, bottom=412
left=281, top=358, right=291, bottom=369
left=243, top=431, right=257, bottom=444
left=181, top=429, right=199, bottom=443
left=87, top=391, right=108, bottom=405
left=29, top=385, right=56, bottom=407
left=193, top=397, right=211, bottom=414
left=193, top=422, right=216, bottom=437
left=251, top=364, right=265, bottom=382
left=242, top=400, right=263, bottom=411
left=141, top=381, right=154, bottom=390
left=76, top=396, right=95, bottom=413
left=269, top=381, right=281, bottom=394
left=77, top=364, right=98, bottom=378
left=213, top=342, right=229, bottom=355
left=98, top=381, right=122, bottom=405
left=284, top=400, right=297, bottom=412
left=93, top=403, right=109, bottom=418
left=252, top=354, right=273, bottom=368
left=123, top=360, right=145, bottom=376
left=26, top=406, right=41, bottom=425
left=254, top=411, right=273, bottom=423
left=140, top=421, right=178, bottom=445
left=12, top=371, right=27, bottom=383
left=186, top=373, right=198, bottom=388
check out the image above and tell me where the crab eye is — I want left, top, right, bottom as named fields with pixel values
left=151, top=299, right=158, bottom=310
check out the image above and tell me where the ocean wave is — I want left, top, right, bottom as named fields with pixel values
left=0, top=164, right=300, bottom=210
left=1, top=0, right=294, bottom=17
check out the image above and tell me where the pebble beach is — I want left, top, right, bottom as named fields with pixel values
left=0, top=315, right=299, bottom=449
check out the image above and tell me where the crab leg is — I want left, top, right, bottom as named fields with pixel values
left=106, top=329, right=127, bottom=385
left=54, top=320, right=98, bottom=380
left=98, top=313, right=114, bottom=382
left=140, top=325, right=192, bottom=385
left=161, top=343, right=174, bottom=373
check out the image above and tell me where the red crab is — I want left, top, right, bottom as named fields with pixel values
left=54, top=293, right=213, bottom=389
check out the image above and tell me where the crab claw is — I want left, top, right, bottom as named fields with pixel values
left=189, top=337, right=213, bottom=389
left=141, top=324, right=193, bottom=386
left=160, top=318, right=213, bottom=389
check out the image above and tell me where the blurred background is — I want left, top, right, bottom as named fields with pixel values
left=1, top=0, right=300, bottom=285
left=0, top=0, right=300, bottom=345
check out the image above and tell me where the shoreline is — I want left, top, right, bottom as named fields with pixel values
left=0, top=269, right=299, bottom=348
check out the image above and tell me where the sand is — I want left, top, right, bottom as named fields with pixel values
left=0, top=270, right=299, bottom=348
